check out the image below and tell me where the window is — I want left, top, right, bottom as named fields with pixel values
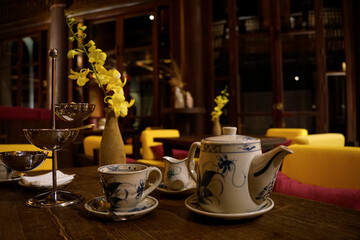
left=0, top=31, right=47, bottom=108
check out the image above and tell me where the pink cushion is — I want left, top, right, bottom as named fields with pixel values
left=276, top=139, right=292, bottom=147
left=150, top=145, right=164, bottom=160
left=0, top=106, right=51, bottom=120
left=172, top=149, right=189, bottom=159
left=273, top=171, right=360, bottom=210
left=126, top=157, right=137, bottom=163
left=38, top=108, right=51, bottom=120
left=150, top=145, right=189, bottom=160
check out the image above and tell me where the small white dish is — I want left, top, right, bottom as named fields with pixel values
left=0, top=172, right=24, bottom=183
left=185, top=194, right=274, bottom=220
left=18, top=178, right=73, bottom=190
left=85, top=195, right=158, bottom=221
left=18, top=170, right=74, bottom=190
left=156, top=179, right=196, bottom=195
left=0, top=176, right=21, bottom=183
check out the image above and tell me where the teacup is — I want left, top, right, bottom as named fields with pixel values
left=98, top=164, right=162, bottom=212
left=163, top=156, right=194, bottom=191
left=0, top=159, right=13, bottom=180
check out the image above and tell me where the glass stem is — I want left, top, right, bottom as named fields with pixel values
left=49, top=49, right=57, bottom=201
left=52, top=150, right=57, bottom=201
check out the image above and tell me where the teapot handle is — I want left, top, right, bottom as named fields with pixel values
left=187, top=142, right=200, bottom=182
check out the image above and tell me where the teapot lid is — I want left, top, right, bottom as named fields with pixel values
left=203, top=127, right=259, bottom=144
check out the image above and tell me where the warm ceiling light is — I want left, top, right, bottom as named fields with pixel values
left=294, top=76, right=299, bottom=81
left=149, top=15, right=154, bottom=21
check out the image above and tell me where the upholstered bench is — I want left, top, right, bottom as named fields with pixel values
left=291, top=133, right=345, bottom=147
left=273, top=144, right=360, bottom=210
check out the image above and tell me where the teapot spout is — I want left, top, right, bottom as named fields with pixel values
left=248, top=145, right=293, bottom=205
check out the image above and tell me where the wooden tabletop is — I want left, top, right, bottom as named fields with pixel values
left=154, top=135, right=287, bottom=156
left=1, top=166, right=359, bottom=240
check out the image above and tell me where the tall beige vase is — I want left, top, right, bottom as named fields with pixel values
left=99, top=109, right=126, bottom=166
left=212, top=117, right=222, bottom=136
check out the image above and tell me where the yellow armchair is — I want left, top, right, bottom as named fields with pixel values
left=136, top=129, right=180, bottom=169
left=0, top=144, right=52, bottom=171
left=83, top=136, right=101, bottom=157
left=266, top=128, right=308, bottom=140
left=281, top=144, right=360, bottom=189
left=83, top=135, right=133, bottom=158
left=291, top=133, right=345, bottom=147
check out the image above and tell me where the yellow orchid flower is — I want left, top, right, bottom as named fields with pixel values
left=94, top=64, right=110, bottom=86
left=66, top=12, right=134, bottom=118
left=68, top=69, right=90, bottom=86
left=77, top=25, right=87, bottom=31
left=67, top=17, right=78, bottom=27
left=107, top=90, right=135, bottom=118
left=107, top=69, right=121, bottom=82
left=88, top=46, right=107, bottom=66
left=67, top=50, right=78, bottom=59
left=214, top=96, right=228, bottom=109
left=211, top=86, right=229, bottom=121
left=84, top=40, right=95, bottom=48
left=105, top=69, right=125, bottom=92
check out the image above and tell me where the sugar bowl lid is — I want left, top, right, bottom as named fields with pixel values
left=203, top=127, right=260, bottom=144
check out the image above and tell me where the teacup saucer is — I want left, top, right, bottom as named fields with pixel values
left=185, top=194, right=274, bottom=220
left=156, top=179, right=196, bottom=195
left=84, top=196, right=158, bottom=221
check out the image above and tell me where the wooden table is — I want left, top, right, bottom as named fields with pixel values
left=155, top=135, right=287, bottom=156
left=1, top=166, right=359, bottom=240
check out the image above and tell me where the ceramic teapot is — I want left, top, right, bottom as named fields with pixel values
left=187, top=127, right=293, bottom=213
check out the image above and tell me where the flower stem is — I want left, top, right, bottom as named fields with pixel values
left=65, top=16, right=107, bottom=97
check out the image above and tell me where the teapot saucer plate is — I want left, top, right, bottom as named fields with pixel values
left=185, top=194, right=274, bottom=220
left=84, top=195, right=158, bottom=221
left=156, top=179, right=196, bottom=195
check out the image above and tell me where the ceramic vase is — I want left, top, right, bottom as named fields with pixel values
left=174, top=87, right=185, bottom=108
left=99, top=109, right=126, bottom=166
left=212, top=117, right=222, bottom=136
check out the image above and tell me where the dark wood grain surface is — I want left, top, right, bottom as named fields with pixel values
left=1, top=166, right=359, bottom=240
